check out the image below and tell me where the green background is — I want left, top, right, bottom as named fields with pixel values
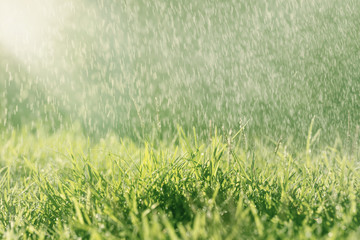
left=0, top=0, right=359, bottom=146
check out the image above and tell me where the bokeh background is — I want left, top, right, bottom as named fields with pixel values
left=0, top=0, right=359, bottom=147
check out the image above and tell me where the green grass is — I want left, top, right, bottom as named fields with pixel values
left=0, top=125, right=359, bottom=239
left=0, top=0, right=359, bottom=239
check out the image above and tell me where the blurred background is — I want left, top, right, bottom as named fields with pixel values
left=0, top=0, right=359, bottom=148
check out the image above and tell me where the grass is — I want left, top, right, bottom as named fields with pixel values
left=0, top=0, right=360, bottom=239
left=0, top=125, right=359, bottom=239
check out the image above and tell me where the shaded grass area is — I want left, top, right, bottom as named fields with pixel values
left=0, top=126, right=359, bottom=239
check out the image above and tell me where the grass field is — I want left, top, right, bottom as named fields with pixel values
left=0, top=126, right=359, bottom=239
left=0, top=0, right=360, bottom=239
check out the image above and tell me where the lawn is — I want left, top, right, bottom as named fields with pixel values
left=0, top=0, right=359, bottom=239
left=0, top=125, right=359, bottom=239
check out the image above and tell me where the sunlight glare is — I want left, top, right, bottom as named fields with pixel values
left=0, top=0, right=52, bottom=58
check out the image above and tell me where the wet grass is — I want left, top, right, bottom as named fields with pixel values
left=0, top=126, right=359, bottom=239
left=0, top=1, right=359, bottom=239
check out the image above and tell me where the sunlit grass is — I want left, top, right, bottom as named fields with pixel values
left=0, top=0, right=359, bottom=239
left=0, top=126, right=359, bottom=239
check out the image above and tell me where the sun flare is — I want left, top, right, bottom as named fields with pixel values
left=0, top=0, right=52, bottom=58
